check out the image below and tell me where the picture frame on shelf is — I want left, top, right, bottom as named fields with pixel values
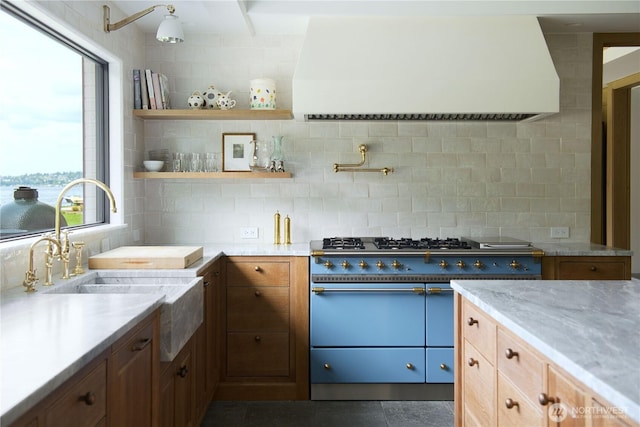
left=222, top=133, right=255, bottom=172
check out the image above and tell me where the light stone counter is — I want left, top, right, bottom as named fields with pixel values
left=451, top=278, right=640, bottom=423
left=535, top=242, right=633, bottom=256
left=0, top=293, right=163, bottom=426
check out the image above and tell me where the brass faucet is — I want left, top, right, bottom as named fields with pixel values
left=23, top=236, right=62, bottom=292
left=22, top=178, right=117, bottom=292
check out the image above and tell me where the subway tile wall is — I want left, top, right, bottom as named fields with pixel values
left=141, top=32, right=593, bottom=245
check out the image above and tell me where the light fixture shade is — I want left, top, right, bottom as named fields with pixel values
left=156, top=14, right=184, bottom=43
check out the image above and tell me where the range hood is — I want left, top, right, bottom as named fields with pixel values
left=292, top=16, right=559, bottom=122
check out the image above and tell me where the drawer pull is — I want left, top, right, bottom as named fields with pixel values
left=440, top=363, right=448, bottom=370
left=538, top=393, right=557, bottom=406
left=590, top=265, right=597, bottom=271
left=467, top=317, right=478, bottom=326
left=203, top=281, right=210, bottom=287
left=254, top=290, right=261, bottom=297
left=254, top=266, right=261, bottom=272
left=177, top=365, right=189, bottom=378
left=505, top=348, right=519, bottom=359
left=80, top=391, right=96, bottom=406
left=467, top=358, right=479, bottom=367
left=254, top=335, right=261, bottom=342
left=406, top=363, right=414, bottom=370
left=323, top=363, right=331, bottom=370
left=505, top=398, right=519, bottom=409
left=131, top=337, right=151, bottom=352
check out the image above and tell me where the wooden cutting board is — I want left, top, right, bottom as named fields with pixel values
left=88, top=246, right=203, bottom=269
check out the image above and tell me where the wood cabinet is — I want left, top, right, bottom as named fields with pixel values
left=215, top=256, right=309, bottom=400
left=542, top=256, right=631, bottom=280
left=160, top=336, right=196, bottom=427
left=454, top=294, right=638, bottom=427
left=10, top=311, right=159, bottom=427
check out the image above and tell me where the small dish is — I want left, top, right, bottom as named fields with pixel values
left=143, top=160, right=164, bottom=172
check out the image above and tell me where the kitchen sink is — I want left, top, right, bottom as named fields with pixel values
left=43, top=272, right=203, bottom=361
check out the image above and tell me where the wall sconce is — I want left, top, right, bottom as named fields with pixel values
left=103, top=4, right=184, bottom=43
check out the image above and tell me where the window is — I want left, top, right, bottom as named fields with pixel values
left=0, top=2, right=110, bottom=241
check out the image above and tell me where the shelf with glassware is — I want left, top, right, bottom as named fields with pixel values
left=133, top=171, right=292, bottom=179
left=132, top=109, right=293, bottom=120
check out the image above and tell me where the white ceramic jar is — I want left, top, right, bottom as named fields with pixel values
left=250, top=78, right=276, bottom=110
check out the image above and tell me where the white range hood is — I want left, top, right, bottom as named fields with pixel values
left=292, top=16, right=560, bottom=122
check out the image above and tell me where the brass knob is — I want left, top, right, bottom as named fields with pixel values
left=392, top=260, right=402, bottom=270
left=178, top=365, right=188, bottom=378
left=254, top=335, right=261, bottom=342
left=323, top=363, right=331, bottom=370
left=538, top=393, right=557, bottom=406
left=467, top=358, right=478, bottom=367
left=324, top=260, right=333, bottom=268
left=342, top=260, right=350, bottom=269
left=456, top=260, right=465, bottom=269
left=440, top=363, right=448, bottom=370
left=474, top=260, right=484, bottom=269
left=254, top=266, right=261, bottom=271
left=359, top=260, right=368, bottom=269
left=376, top=260, right=385, bottom=269
left=467, top=317, right=478, bottom=326
left=254, top=290, right=261, bottom=297
left=590, top=265, right=597, bottom=271
left=505, top=399, right=519, bottom=409
left=439, top=260, right=448, bottom=269
left=510, top=260, right=520, bottom=269
left=406, top=363, right=414, bottom=370
left=81, top=392, right=96, bottom=406
left=505, top=348, right=519, bottom=359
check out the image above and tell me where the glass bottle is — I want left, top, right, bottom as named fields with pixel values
left=271, top=136, right=284, bottom=162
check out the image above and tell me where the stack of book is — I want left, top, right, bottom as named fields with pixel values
left=133, top=69, right=171, bottom=110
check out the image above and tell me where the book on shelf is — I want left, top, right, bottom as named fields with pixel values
left=151, top=72, right=164, bottom=110
left=135, top=69, right=171, bottom=110
left=159, top=73, right=171, bottom=109
left=140, top=70, right=149, bottom=109
left=133, top=69, right=142, bottom=109
left=144, top=69, right=156, bottom=109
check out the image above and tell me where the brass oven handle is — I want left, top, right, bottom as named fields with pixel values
left=312, top=287, right=425, bottom=294
left=427, top=287, right=454, bottom=294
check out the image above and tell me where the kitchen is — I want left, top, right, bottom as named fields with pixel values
left=0, top=0, right=639, bottom=426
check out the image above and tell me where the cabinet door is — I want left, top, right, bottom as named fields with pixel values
left=226, top=332, right=290, bottom=377
left=226, top=286, right=290, bottom=331
left=463, top=340, right=495, bottom=427
left=497, top=372, right=543, bottom=427
left=173, top=339, right=195, bottom=427
left=591, top=398, right=634, bottom=427
left=497, top=328, right=544, bottom=408
left=159, top=362, right=175, bottom=427
left=556, top=257, right=630, bottom=280
left=108, top=314, right=158, bottom=427
left=545, top=365, right=586, bottom=427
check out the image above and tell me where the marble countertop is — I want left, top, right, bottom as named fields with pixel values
left=451, top=278, right=640, bottom=423
left=535, top=242, right=633, bottom=256
left=0, top=292, right=163, bottom=426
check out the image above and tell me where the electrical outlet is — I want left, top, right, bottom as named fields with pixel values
left=550, top=227, right=570, bottom=239
left=240, top=227, right=259, bottom=239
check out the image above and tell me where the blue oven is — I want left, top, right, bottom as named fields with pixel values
left=309, top=237, right=542, bottom=400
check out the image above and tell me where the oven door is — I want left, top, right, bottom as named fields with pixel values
left=310, top=283, right=426, bottom=347
left=425, top=283, right=454, bottom=347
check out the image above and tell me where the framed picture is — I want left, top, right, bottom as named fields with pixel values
left=222, top=133, right=255, bottom=172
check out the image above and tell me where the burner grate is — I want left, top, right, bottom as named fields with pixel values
left=322, top=237, right=365, bottom=250
left=373, top=237, right=472, bottom=250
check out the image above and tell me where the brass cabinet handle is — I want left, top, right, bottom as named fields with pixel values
left=80, top=391, right=96, bottom=406
left=131, top=337, right=151, bottom=352
left=538, top=393, right=557, bottom=406
left=406, top=363, right=414, bottom=370
left=254, top=290, right=261, bottom=297
left=177, top=365, right=188, bottom=378
left=323, top=363, right=331, bottom=370
left=590, top=265, right=597, bottom=271
left=505, top=348, right=519, bottom=359
left=254, top=335, right=261, bottom=342
left=254, top=266, right=261, bottom=271
left=505, top=398, right=519, bottom=409
left=440, top=363, right=448, bottom=370
left=467, top=358, right=478, bottom=367
left=467, top=317, right=478, bottom=326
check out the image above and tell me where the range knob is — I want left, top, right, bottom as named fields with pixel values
left=474, top=259, right=484, bottom=269
left=392, top=260, right=402, bottom=270
left=341, top=260, right=351, bottom=269
left=376, top=260, right=385, bottom=270
left=456, top=260, right=465, bottom=269
left=359, top=260, right=368, bottom=269
left=324, top=260, right=333, bottom=269
left=510, top=259, right=521, bottom=270
left=439, top=260, right=448, bottom=269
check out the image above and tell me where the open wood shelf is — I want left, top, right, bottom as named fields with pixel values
left=133, top=109, right=293, bottom=120
left=133, top=171, right=292, bottom=179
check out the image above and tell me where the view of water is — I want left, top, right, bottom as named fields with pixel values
left=0, top=185, right=81, bottom=207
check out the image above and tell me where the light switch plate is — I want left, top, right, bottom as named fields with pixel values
left=240, top=227, right=259, bottom=239
left=550, top=227, right=570, bottom=238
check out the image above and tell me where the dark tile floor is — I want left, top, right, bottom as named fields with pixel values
left=201, top=400, right=454, bottom=427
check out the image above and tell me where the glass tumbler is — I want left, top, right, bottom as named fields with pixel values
left=204, top=153, right=217, bottom=172
left=189, top=153, right=201, bottom=172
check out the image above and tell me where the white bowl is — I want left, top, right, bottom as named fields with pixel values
left=143, top=160, right=164, bottom=172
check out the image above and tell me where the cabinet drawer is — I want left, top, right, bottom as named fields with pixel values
left=426, top=347, right=454, bottom=383
left=44, top=360, right=107, bottom=427
left=226, top=332, right=289, bottom=377
left=463, top=300, right=496, bottom=361
left=497, top=328, right=544, bottom=407
left=498, top=372, right=543, bottom=427
left=464, top=340, right=495, bottom=427
left=226, top=260, right=290, bottom=286
left=548, top=365, right=586, bottom=427
left=311, top=348, right=425, bottom=383
left=227, top=286, right=290, bottom=331
left=557, top=259, right=628, bottom=280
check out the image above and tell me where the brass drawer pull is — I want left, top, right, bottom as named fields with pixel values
left=467, top=358, right=478, bottom=367
left=505, top=398, right=519, bottom=409
left=131, top=337, right=151, bottom=352
left=505, top=348, right=519, bottom=359
left=254, top=266, right=261, bottom=272
left=467, top=317, right=478, bottom=326
left=440, top=363, right=448, bottom=370
left=323, top=363, right=331, bottom=370
left=406, top=363, right=414, bottom=370
left=538, top=393, right=557, bottom=406
left=254, top=290, right=261, bottom=297
left=590, top=265, right=597, bottom=271
left=254, top=335, right=261, bottom=342
left=80, top=391, right=96, bottom=406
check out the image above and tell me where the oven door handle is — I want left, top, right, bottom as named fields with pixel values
left=426, top=287, right=454, bottom=294
left=312, top=287, right=425, bottom=295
